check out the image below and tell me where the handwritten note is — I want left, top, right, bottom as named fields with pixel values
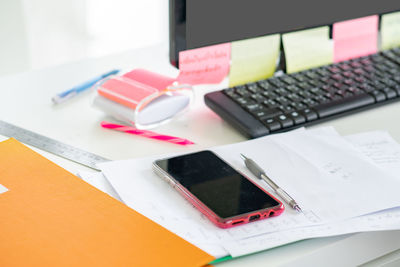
left=381, top=11, right=400, bottom=51
left=333, top=15, right=378, bottom=62
left=282, top=26, right=333, bottom=73
left=228, top=34, right=280, bottom=87
left=0, top=184, right=8, bottom=194
left=177, top=43, right=231, bottom=85
left=222, top=130, right=400, bottom=257
left=345, top=131, right=400, bottom=175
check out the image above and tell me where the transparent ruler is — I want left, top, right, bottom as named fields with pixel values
left=0, top=120, right=110, bottom=171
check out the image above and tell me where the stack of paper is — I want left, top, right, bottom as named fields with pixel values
left=79, top=127, right=400, bottom=259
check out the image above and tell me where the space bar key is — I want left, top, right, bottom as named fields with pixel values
left=313, top=93, right=375, bottom=118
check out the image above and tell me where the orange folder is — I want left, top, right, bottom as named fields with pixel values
left=0, top=139, right=214, bottom=267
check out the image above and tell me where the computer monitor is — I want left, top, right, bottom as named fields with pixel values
left=169, top=0, right=400, bottom=67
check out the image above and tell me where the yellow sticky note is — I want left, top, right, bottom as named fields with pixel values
left=283, top=27, right=333, bottom=74
left=381, top=11, right=400, bottom=51
left=229, top=34, right=280, bottom=87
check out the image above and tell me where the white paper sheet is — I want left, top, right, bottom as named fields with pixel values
left=0, top=184, right=8, bottom=194
left=345, top=131, right=400, bottom=175
left=77, top=171, right=122, bottom=202
left=96, top=127, right=400, bottom=258
left=223, top=130, right=400, bottom=257
left=223, top=207, right=400, bottom=257
left=225, top=128, right=400, bottom=222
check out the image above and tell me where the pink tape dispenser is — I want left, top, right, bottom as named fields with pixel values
left=94, top=69, right=193, bottom=129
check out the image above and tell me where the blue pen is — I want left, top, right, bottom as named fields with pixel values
left=52, top=69, right=120, bottom=104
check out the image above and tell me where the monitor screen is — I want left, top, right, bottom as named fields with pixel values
left=170, top=0, right=400, bottom=65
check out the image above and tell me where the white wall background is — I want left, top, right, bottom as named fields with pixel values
left=0, top=0, right=168, bottom=76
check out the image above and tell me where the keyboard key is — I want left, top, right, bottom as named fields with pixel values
left=275, top=88, right=289, bottom=96
left=350, top=61, right=362, bottom=68
left=262, top=91, right=278, bottom=99
left=392, top=85, right=400, bottom=96
left=245, top=103, right=261, bottom=111
left=343, top=71, right=355, bottom=78
left=360, top=58, right=373, bottom=66
left=276, top=114, right=294, bottom=128
left=224, top=89, right=237, bottom=98
left=305, top=71, right=319, bottom=79
left=370, top=54, right=386, bottom=63
left=236, top=88, right=250, bottom=97
left=287, top=93, right=301, bottom=102
left=288, top=111, right=306, bottom=125
left=258, top=80, right=274, bottom=90
left=298, top=90, right=313, bottom=98
left=293, top=73, right=307, bottom=82
left=298, top=82, right=312, bottom=90
left=263, top=99, right=279, bottom=108
left=343, top=79, right=355, bottom=86
left=262, top=118, right=281, bottom=131
left=339, top=63, right=351, bottom=71
left=328, top=66, right=341, bottom=73
left=299, top=108, right=318, bottom=121
left=256, top=108, right=282, bottom=120
left=316, top=68, right=330, bottom=76
left=269, top=78, right=286, bottom=87
left=291, top=102, right=307, bottom=110
left=286, top=85, right=301, bottom=92
left=314, top=93, right=375, bottom=118
left=314, top=95, right=329, bottom=103
left=369, top=90, right=386, bottom=102
left=247, top=83, right=259, bottom=93
left=276, top=96, right=290, bottom=106
left=380, top=87, right=397, bottom=99
left=236, top=97, right=252, bottom=106
left=281, top=76, right=297, bottom=85
left=302, top=98, right=318, bottom=107
left=324, top=92, right=335, bottom=100
left=382, top=79, right=397, bottom=87
left=347, top=87, right=363, bottom=95
left=250, top=93, right=265, bottom=102
left=331, top=74, right=344, bottom=81
left=279, top=105, right=294, bottom=113
left=358, top=83, right=375, bottom=93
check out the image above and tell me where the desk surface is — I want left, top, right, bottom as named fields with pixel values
left=1, top=44, right=399, bottom=266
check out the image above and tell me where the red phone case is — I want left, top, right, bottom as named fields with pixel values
left=153, top=157, right=284, bottom=229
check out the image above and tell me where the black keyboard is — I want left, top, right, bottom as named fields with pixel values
left=204, top=47, right=400, bottom=138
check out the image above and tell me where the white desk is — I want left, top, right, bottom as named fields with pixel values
left=1, top=44, right=399, bottom=266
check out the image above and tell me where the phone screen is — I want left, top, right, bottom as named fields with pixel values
left=155, top=151, right=280, bottom=219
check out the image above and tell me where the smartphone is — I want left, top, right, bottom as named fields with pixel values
left=153, top=150, right=284, bottom=228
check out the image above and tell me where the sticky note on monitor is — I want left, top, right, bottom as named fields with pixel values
left=228, top=34, right=280, bottom=87
left=177, top=43, right=231, bottom=85
left=381, top=11, right=400, bottom=51
left=282, top=26, right=333, bottom=74
left=333, top=15, right=378, bottom=62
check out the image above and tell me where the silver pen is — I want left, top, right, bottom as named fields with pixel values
left=240, top=154, right=302, bottom=213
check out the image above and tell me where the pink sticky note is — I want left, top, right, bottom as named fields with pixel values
left=333, top=15, right=378, bottom=63
left=177, top=43, right=231, bottom=85
left=123, top=69, right=176, bottom=91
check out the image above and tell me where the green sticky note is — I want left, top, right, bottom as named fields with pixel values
left=283, top=27, right=333, bottom=74
left=381, top=11, right=400, bottom=51
left=229, top=34, right=280, bottom=87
